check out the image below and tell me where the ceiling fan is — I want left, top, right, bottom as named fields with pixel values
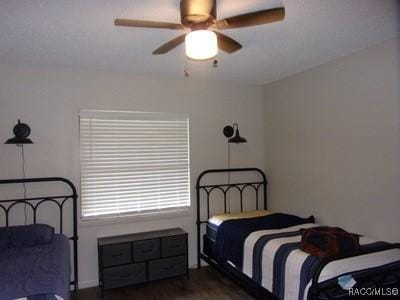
left=115, top=0, right=285, bottom=60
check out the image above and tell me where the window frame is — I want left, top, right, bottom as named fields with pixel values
left=79, top=110, right=191, bottom=221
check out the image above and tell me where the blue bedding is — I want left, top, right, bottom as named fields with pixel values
left=0, top=234, right=70, bottom=300
left=242, top=225, right=400, bottom=299
left=214, top=213, right=315, bottom=268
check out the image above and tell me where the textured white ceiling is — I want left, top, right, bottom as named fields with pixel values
left=0, top=0, right=399, bottom=85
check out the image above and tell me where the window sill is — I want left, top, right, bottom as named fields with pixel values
left=79, top=207, right=194, bottom=228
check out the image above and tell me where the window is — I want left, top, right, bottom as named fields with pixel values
left=79, top=110, right=190, bottom=220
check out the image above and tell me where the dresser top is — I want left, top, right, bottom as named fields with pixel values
left=98, top=227, right=187, bottom=246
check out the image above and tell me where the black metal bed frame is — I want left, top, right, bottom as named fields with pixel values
left=0, top=177, right=79, bottom=293
left=196, top=168, right=400, bottom=299
left=196, top=168, right=267, bottom=271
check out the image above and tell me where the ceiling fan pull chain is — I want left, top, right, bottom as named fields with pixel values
left=213, top=59, right=218, bottom=68
left=184, top=58, right=190, bottom=77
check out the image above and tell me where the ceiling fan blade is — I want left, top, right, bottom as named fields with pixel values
left=212, top=7, right=285, bottom=30
left=153, top=34, right=186, bottom=55
left=115, top=19, right=185, bottom=30
left=215, top=32, right=242, bottom=54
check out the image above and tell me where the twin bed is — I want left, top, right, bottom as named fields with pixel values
left=0, top=178, right=78, bottom=300
left=197, top=168, right=400, bottom=299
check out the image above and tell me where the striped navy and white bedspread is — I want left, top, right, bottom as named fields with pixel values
left=242, top=223, right=400, bottom=300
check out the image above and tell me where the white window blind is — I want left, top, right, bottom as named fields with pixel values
left=79, top=110, right=190, bottom=220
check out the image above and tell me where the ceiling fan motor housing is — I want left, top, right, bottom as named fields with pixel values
left=180, top=0, right=216, bottom=28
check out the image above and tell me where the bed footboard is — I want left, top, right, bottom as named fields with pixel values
left=309, top=243, right=400, bottom=299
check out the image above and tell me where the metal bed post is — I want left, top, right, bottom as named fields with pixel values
left=262, top=174, right=267, bottom=210
left=196, top=180, right=202, bottom=269
left=69, top=179, right=79, bottom=293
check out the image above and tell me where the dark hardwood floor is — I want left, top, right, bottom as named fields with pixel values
left=74, top=267, right=254, bottom=300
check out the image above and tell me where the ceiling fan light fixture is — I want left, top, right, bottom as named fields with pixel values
left=185, top=30, right=218, bottom=60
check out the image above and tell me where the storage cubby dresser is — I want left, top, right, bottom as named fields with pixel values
left=97, top=228, right=188, bottom=295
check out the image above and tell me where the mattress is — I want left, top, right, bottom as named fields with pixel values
left=0, top=234, right=70, bottom=300
left=206, top=210, right=273, bottom=240
left=242, top=225, right=400, bottom=300
left=204, top=211, right=400, bottom=300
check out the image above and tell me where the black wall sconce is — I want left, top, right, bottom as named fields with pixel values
left=5, top=120, right=33, bottom=145
left=223, top=123, right=247, bottom=143
left=223, top=122, right=247, bottom=209
left=4, top=120, right=33, bottom=224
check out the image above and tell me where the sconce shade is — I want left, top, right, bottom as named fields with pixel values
left=5, top=120, right=33, bottom=144
left=223, top=123, right=247, bottom=144
left=228, top=128, right=247, bottom=144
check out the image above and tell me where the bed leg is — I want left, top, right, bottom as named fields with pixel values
left=73, top=283, right=79, bottom=299
left=197, top=223, right=201, bottom=269
left=197, top=248, right=202, bottom=269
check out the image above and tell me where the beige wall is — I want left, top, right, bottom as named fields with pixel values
left=0, top=65, right=265, bottom=287
left=264, top=38, right=400, bottom=242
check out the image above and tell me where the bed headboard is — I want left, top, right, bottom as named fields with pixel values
left=0, top=177, right=79, bottom=292
left=195, top=168, right=268, bottom=267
